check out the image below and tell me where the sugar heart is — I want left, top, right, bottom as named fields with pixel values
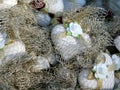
left=4, top=41, right=26, bottom=59
left=51, top=25, right=89, bottom=61
left=78, top=53, right=115, bottom=89
left=31, top=56, right=50, bottom=72
left=31, top=53, right=56, bottom=72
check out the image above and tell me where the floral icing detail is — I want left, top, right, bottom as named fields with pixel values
left=66, top=22, right=91, bottom=45
left=93, top=62, right=109, bottom=79
left=66, top=22, right=83, bottom=37
left=112, top=54, right=120, bottom=70
left=0, top=32, right=7, bottom=49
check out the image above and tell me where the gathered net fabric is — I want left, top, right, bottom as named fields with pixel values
left=55, top=6, right=113, bottom=68
left=0, top=4, right=116, bottom=90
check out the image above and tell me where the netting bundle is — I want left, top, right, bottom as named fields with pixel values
left=0, top=2, right=118, bottom=90
left=19, top=26, right=52, bottom=57
left=52, top=6, right=113, bottom=68
left=0, top=55, right=77, bottom=90
left=0, top=2, right=53, bottom=62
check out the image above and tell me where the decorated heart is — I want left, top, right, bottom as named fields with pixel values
left=78, top=53, right=115, bottom=90
left=51, top=23, right=91, bottom=61
left=4, top=40, right=26, bottom=59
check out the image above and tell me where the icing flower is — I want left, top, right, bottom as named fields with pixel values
left=112, top=54, right=120, bottom=70
left=66, top=22, right=83, bottom=37
left=66, top=22, right=91, bottom=45
left=0, top=32, right=7, bottom=49
left=93, top=62, right=109, bottom=79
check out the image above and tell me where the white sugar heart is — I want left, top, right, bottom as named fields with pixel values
left=4, top=41, right=26, bottom=59
left=78, top=53, right=115, bottom=89
left=51, top=25, right=89, bottom=61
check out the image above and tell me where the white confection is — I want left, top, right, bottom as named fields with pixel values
left=4, top=41, right=26, bottom=58
left=93, top=62, right=109, bottom=79
left=47, top=53, right=56, bottom=65
left=32, top=56, right=50, bottom=72
left=66, top=22, right=91, bottom=45
left=44, top=0, right=64, bottom=14
left=114, top=36, right=120, bottom=52
left=51, top=24, right=91, bottom=60
left=51, top=25, right=84, bottom=60
left=67, top=22, right=83, bottom=37
left=0, top=0, right=17, bottom=10
left=36, top=13, right=51, bottom=27
left=78, top=53, right=115, bottom=89
left=98, top=53, right=114, bottom=89
left=78, top=69, right=97, bottom=89
left=52, top=24, right=65, bottom=34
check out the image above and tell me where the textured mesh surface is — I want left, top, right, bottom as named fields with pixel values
left=19, top=26, right=52, bottom=57
left=0, top=3, right=37, bottom=39
left=0, top=10, right=9, bottom=33
left=0, top=3, right=52, bottom=57
left=0, top=4, right=117, bottom=90
left=60, top=6, right=113, bottom=68
left=0, top=56, right=77, bottom=90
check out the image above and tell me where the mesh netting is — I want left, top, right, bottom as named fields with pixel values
left=19, top=26, right=52, bottom=57
left=0, top=4, right=116, bottom=90
left=0, top=3, right=52, bottom=57
left=53, top=6, right=113, bottom=68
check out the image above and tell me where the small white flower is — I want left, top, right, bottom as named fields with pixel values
left=112, top=54, right=120, bottom=70
left=67, top=22, right=83, bottom=37
left=66, top=22, right=91, bottom=45
left=0, top=32, right=7, bottom=49
left=93, top=62, right=109, bottom=79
